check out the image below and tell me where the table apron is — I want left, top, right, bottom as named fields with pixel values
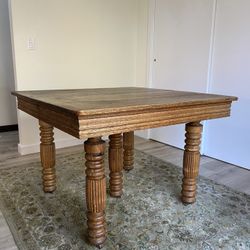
left=17, top=98, right=233, bottom=139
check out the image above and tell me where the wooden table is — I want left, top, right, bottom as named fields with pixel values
left=12, top=87, right=237, bottom=248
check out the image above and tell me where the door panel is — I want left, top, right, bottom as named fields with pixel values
left=150, top=0, right=214, bottom=149
left=204, top=0, right=250, bottom=169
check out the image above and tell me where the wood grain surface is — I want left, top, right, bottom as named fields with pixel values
left=181, top=122, right=203, bottom=204
left=109, top=133, right=123, bottom=197
left=123, top=131, right=134, bottom=171
left=12, top=87, right=237, bottom=139
left=39, top=120, right=56, bottom=193
left=84, top=137, right=107, bottom=247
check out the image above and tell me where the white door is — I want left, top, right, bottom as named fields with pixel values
left=150, top=0, right=214, bottom=149
left=203, top=0, right=250, bottom=169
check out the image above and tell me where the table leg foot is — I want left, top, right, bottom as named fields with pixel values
left=181, top=122, right=203, bottom=204
left=109, top=134, right=123, bottom=197
left=84, top=137, right=107, bottom=247
left=123, top=131, right=134, bottom=171
left=39, top=120, right=56, bottom=193
left=87, top=212, right=106, bottom=247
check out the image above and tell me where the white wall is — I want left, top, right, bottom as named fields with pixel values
left=0, top=0, right=17, bottom=126
left=134, top=0, right=150, bottom=139
left=136, top=0, right=149, bottom=88
left=9, top=0, right=149, bottom=154
left=204, top=0, right=250, bottom=169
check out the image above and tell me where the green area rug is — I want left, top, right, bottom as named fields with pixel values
left=0, top=149, right=249, bottom=250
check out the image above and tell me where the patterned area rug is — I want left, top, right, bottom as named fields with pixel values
left=0, top=149, right=249, bottom=250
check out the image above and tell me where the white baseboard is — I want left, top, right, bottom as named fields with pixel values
left=18, top=138, right=84, bottom=155
left=17, top=132, right=148, bottom=156
left=135, top=129, right=150, bottom=139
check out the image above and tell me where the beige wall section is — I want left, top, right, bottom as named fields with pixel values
left=135, top=0, right=149, bottom=87
left=0, top=0, right=17, bottom=126
left=9, top=0, right=149, bottom=154
left=134, top=0, right=150, bottom=139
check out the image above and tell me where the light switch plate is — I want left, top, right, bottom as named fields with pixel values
left=27, top=38, right=36, bottom=50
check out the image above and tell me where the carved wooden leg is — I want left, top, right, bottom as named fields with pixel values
left=109, top=133, right=123, bottom=197
left=181, top=122, right=203, bottom=204
left=84, top=137, right=106, bottom=248
left=39, top=120, right=56, bottom=193
left=123, top=131, right=134, bottom=171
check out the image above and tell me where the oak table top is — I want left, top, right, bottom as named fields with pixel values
left=12, top=87, right=237, bottom=139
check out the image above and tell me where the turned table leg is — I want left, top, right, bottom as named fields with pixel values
left=109, top=133, right=123, bottom=197
left=123, top=131, right=134, bottom=171
left=39, top=120, right=56, bottom=193
left=181, top=122, right=203, bottom=204
left=84, top=137, right=107, bottom=248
